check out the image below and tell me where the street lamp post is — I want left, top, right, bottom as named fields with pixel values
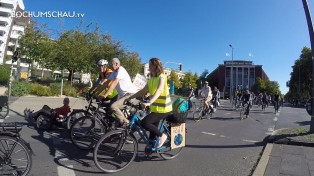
left=229, top=44, right=234, bottom=100
left=302, top=0, right=314, bottom=132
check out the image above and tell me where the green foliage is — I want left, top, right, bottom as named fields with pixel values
left=11, top=81, right=32, bottom=97
left=0, top=65, right=10, bottom=86
left=168, top=70, right=181, bottom=89
left=30, top=83, right=51, bottom=96
left=286, top=47, right=312, bottom=101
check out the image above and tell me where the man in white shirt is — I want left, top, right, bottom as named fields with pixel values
left=199, top=81, right=213, bottom=112
left=98, top=58, right=137, bottom=124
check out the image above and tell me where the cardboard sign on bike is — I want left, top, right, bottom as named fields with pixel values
left=171, top=123, right=185, bottom=149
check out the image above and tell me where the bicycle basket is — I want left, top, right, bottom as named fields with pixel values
left=0, top=96, right=8, bottom=107
left=167, top=98, right=189, bottom=123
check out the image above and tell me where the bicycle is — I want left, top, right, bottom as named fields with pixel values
left=193, top=98, right=213, bottom=122
left=0, top=122, right=33, bottom=176
left=66, top=93, right=97, bottom=130
left=93, top=101, right=183, bottom=173
left=0, top=96, right=9, bottom=119
left=70, top=98, right=121, bottom=150
left=239, top=102, right=249, bottom=120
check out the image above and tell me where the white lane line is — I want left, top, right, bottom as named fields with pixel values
left=57, top=165, right=75, bottom=176
left=243, top=139, right=259, bottom=143
left=219, top=135, right=227, bottom=138
left=225, top=113, right=231, bottom=115
left=202, top=132, right=216, bottom=136
left=273, top=117, right=278, bottom=122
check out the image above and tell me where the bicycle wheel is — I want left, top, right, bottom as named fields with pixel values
left=240, top=107, right=244, bottom=120
left=0, top=103, right=9, bottom=119
left=67, top=109, right=90, bottom=130
left=36, top=114, right=52, bottom=131
left=70, top=116, right=105, bottom=150
left=193, top=107, right=202, bottom=122
left=94, top=130, right=137, bottom=173
left=0, top=136, right=32, bottom=176
left=159, top=124, right=183, bottom=160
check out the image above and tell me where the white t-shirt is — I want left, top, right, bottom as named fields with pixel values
left=108, top=66, right=137, bottom=98
left=200, top=86, right=212, bottom=99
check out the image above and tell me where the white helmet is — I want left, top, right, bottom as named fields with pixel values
left=98, top=59, right=108, bottom=66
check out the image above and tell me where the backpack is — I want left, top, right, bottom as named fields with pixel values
left=167, top=98, right=189, bottom=123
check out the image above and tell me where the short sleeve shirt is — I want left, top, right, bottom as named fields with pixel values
left=108, top=66, right=137, bottom=98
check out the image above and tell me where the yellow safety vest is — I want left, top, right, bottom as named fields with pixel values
left=148, top=73, right=172, bottom=113
left=100, top=81, right=118, bottom=99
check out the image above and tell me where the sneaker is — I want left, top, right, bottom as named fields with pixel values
left=157, top=133, right=167, bottom=148
left=24, top=108, right=32, bottom=119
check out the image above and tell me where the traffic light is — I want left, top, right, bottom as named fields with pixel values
left=12, top=50, right=18, bottom=63
left=179, top=64, right=182, bottom=71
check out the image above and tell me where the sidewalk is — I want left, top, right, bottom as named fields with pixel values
left=253, top=106, right=314, bottom=176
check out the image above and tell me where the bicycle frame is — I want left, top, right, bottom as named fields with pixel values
left=129, top=113, right=169, bottom=152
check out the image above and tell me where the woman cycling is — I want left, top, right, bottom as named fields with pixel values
left=127, top=58, right=172, bottom=148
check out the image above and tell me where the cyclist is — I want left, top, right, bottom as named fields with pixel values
left=273, top=92, right=280, bottom=113
left=240, top=89, right=252, bottom=118
left=186, top=83, right=195, bottom=110
left=24, top=97, right=71, bottom=121
left=199, top=81, right=214, bottom=113
left=212, top=86, right=220, bottom=110
left=98, top=58, right=137, bottom=125
left=127, top=58, right=172, bottom=148
left=89, top=59, right=111, bottom=94
left=262, top=92, right=268, bottom=110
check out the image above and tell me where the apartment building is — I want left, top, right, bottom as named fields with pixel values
left=0, top=0, right=28, bottom=65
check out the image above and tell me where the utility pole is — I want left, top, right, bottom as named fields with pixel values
left=8, top=39, right=19, bottom=99
left=302, top=0, right=314, bottom=132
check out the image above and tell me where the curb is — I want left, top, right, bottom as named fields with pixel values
left=252, top=143, right=273, bottom=176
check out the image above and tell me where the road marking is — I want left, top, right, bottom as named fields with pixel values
left=243, top=139, right=259, bottom=143
left=273, top=117, right=278, bottom=121
left=57, top=165, right=75, bottom=176
left=0, top=119, right=4, bottom=123
left=202, top=132, right=216, bottom=136
left=225, top=113, right=231, bottom=115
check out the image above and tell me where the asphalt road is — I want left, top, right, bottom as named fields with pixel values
left=3, top=97, right=308, bottom=176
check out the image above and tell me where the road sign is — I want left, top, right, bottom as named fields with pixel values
left=306, top=98, right=314, bottom=116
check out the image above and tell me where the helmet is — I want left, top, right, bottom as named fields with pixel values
left=98, top=59, right=108, bottom=66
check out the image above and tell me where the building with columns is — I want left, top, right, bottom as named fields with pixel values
left=208, top=60, right=269, bottom=98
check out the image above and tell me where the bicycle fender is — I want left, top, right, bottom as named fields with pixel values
left=18, top=138, right=35, bottom=156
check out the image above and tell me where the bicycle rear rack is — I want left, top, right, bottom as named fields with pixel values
left=0, top=122, right=23, bottom=134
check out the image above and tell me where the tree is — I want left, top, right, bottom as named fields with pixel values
left=119, top=52, right=142, bottom=79
left=19, top=21, right=49, bottom=77
left=287, top=47, right=312, bottom=101
left=168, top=70, right=181, bottom=90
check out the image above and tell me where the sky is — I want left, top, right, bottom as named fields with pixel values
left=22, top=0, right=314, bottom=94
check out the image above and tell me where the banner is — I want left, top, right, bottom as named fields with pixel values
left=132, top=73, right=147, bottom=90
left=171, top=123, right=185, bottom=149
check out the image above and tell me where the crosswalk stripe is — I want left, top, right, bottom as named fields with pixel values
left=57, top=165, right=75, bottom=176
left=202, top=132, right=216, bottom=136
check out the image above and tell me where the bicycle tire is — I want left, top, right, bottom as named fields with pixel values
left=159, top=124, right=183, bottom=160
left=94, top=130, right=137, bottom=173
left=193, top=108, right=202, bottom=122
left=0, top=136, right=32, bottom=176
left=70, top=116, right=105, bottom=150
left=67, top=109, right=91, bottom=130
left=0, top=103, right=9, bottom=119
left=36, top=114, right=53, bottom=131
